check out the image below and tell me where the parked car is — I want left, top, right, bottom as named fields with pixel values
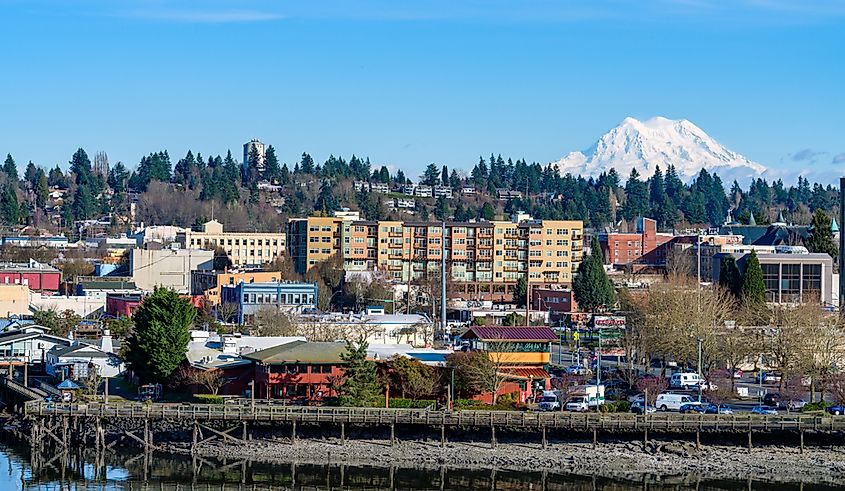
left=781, top=399, right=807, bottom=411
left=565, top=364, right=589, bottom=376
left=763, top=393, right=781, bottom=407
left=705, top=404, right=734, bottom=415
left=756, top=372, right=782, bottom=384
left=680, top=403, right=707, bottom=414
left=669, top=372, right=704, bottom=390
left=825, top=405, right=845, bottom=416
left=564, top=396, right=590, bottom=412
left=628, top=393, right=645, bottom=404
left=751, top=405, right=778, bottom=415
left=630, top=401, right=657, bottom=415
left=656, top=393, right=698, bottom=412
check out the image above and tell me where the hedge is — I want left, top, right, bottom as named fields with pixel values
left=194, top=394, right=224, bottom=404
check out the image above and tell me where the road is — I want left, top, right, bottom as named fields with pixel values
left=548, top=344, right=814, bottom=413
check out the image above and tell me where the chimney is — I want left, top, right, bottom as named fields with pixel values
left=101, top=329, right=114, bottom=354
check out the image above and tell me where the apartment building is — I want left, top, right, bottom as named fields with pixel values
left=289, top=213, right=583, bottom=301
left=598, top=217, right=674, bottom=270
left=177, top=220, right=286, bottom=267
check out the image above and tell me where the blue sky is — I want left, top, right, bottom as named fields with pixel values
left=1, top=0, right=843, bottom=183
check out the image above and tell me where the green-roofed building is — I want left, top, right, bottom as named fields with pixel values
left=243, top=341, right=347, bottom=402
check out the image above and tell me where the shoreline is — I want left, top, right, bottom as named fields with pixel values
left=161, top=437, right=845, bottom=486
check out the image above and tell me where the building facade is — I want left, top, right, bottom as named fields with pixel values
left=289, top=213, right=584, bottom=302
left=177, top=220, right=286, bottom=267
left=712, top=252, right=833, bottom=305
left=129, top=248, right=214, bottom=293
left=598, top=217, right=674, bottom=270
left=245, top=341, right=346, bottom=402
left=219, top=281, right=318, bottom=324
left=0, top=261, right=61, bottom=294
left=191, top=270, right=289, bottom=305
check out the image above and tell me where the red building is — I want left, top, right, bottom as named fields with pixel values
left=531, top=288, right=576, bottom=323
left=105, top=294, right=143, bottom=318
left=244, top=341, right=346, bottom=403
left=0, top=262, right=62, bottom=293
left=598, top=217, right=674, bottom=271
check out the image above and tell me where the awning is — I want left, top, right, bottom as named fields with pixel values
left=500, top=367, right=550, bottom=380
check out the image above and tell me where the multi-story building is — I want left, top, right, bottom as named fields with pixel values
left=598, top=217, right=674, bottom=270
left=370, top=182, right=390, bottom=194
left=0, top=260, right=62, bottom=294
left=414, top=185, right=433, bottom=198
left=177, top=220, right=286, bottom=268
left=191, top=270, right=288, bottom=305
left=712, top=251, right=833, bottom=305
left=289, top=213, right=583, bottom=302
left=433, top=185, right=453, bottom=198
left=243, top=138, right=266, bottom=174
left=220, top=281, right=318, bottom=324
left=129, top=248, right=214, bottom=293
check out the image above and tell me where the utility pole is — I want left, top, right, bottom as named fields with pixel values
left=440, top=221, right=447, bottom=341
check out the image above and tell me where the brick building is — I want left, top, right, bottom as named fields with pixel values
left=598, top=217, right=674, bottom=270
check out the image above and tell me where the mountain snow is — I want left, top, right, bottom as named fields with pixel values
left=552, top=116, right=768, bottom=184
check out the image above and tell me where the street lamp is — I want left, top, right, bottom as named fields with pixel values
left=697, top=337, right=703, bottom=403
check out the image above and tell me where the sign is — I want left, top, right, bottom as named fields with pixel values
left=600, top=347, right=626, bottom=357
left=592, top=315, right=626, bottom=329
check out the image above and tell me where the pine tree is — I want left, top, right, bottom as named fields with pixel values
left=24, top=161, right=38, bottom=189
left=441, top=165, right=449, bottom=186
left=573, top=237, right=616, bottom=312
left=480, top=202, right=495, bottom=221
left=434, top=195, right=450, bottom=221
left=740, top=251, right=767, bottom=306
left=0, top=182, right=20, bottom=225
left=300, top=153, right=315, bottom=174
left=806, top=209, right=838, bottom=260
left=35, top=171, right=49, bottom=209
left=3, top=154, right=18, bottom=182
left=514, top=276, right=528, bottom=308
left=125, top=288, right=195, bottom=383
left=718, top=256, right=742, bottom=297
left=339, top=340, right=380, bottom=407
left=422, top=164, right=440, bottom=186
left=623, top=168, right=649, bottom=221
left=70, top=148, right=92, bottom=187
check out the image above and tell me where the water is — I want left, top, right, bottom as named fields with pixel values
left=0, top=442, right=837, bottom=491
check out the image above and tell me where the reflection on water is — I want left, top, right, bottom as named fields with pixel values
left=0, top=441, right=836, bottom=491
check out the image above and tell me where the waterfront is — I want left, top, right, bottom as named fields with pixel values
left=2, top=441, right=844, bottom=491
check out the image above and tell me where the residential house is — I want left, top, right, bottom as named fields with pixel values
left=45, top=330, right=124, bottom=379
left=0, top=325, right=71, bottom=366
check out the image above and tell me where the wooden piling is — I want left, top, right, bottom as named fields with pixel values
left=542, top=425, right=547, bottom=449
left=593, top=428, right=597, bottom=449
left=390, top=423, right=395, bottom=446
left=800, top=430, right=804, bottom=454
left=491, top=426, right=497, bottom=449
left=291, top=420, right=297, bottom=443
left=340, top=422, right=345, bottom=445
left=440, top=424, right=445, bottom=448
left=747, top=430, right=752, bottom=453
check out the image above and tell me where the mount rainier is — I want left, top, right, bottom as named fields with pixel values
left=552, top=116, right=769, bottom=185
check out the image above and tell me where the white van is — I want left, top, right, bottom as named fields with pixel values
left=655, top=392, right=697, bottom=412
left=669, top=372, right=702, bottom=390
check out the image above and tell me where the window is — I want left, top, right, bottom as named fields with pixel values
left=762, top=263, right=779, bottom=302
left=781, top=263, right=800, bottom=302
left=802, top=263, right=822, bottom=302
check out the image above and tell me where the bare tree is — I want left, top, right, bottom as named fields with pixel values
left=254, top=307, right=297, bottom=336
left=218, top=301, right=240, bottom=324
left=635, top=375, right=668, bottom=406
left=80, top=364, right=102, bottom=396
left=187, top=368, right=229, bottom=395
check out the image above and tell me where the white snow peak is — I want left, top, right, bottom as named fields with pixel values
left=552, top=116, right=768, bottom=184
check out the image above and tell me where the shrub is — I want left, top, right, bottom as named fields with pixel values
left=615, top=400, right=631, bottom=412
left=388, top=398, right=437, bottom=409
left=194, top=394, right=224, bottom=405
left=802, top=401, right=829, bottom=412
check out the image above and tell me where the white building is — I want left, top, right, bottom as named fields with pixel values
left=415, top=185, right=433, bottom=198
left=370, top=182, right=390, bottom=194
left=46, top=330, right=124, bottom=379
left=433, top=185, right=453, bottom=198
left=0, top=325, right=72, bottom=366
left=243, top=139, right=267, bottom=173
left=296, top=308, right=434, bottom=347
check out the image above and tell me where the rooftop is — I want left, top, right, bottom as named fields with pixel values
left=244, top=340, right=347, bottom=365
left=460, top=326, right=558, bottom=342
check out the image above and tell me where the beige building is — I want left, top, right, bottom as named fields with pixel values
left=191, top=270, right=289, bottom=305
left=177, top=220, right=286, bottom=267
left=130, top=248, right=214, bottom=293
left=288, top=212, right=583, bottom=302
left=0, top=284, right=30, bottom=318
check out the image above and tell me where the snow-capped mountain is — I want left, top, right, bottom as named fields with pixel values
left=552, top=117, right=768, bottom=184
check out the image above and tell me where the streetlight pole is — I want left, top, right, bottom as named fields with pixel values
left=697, top=337, right=703, bottom=403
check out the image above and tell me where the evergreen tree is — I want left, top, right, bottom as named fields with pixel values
left=434, top=195, right=450, bottom=220
left=72, top=183, right=96, bottom=220
left=70, top=148, right=93, bottom=187
left=449, top=170, right=461, bottom=189
left=35, top=170, right=49, bottom=209
left=2, top=154, right=18, bottom=181
left=338, top=340, right=380, bottom=407
left=718, top=256, right=742, bottom=298
left=573, top=237, right=616, bottom=312
left=441, top=165, right=449, bottom=186
left=262, top=145, right=281, bottom=183
left=125, top=288, right=195, bottom=384
left=806, top=209, right=838, bottom=260
left=422, top=163, right=440, bottom=186
left=0, top=182, right=20, bottom=225
left=480, top=202, right=495, bottom=221
left=513, top=276, right=528, bottom=308
left=24, top=161, right=38, bottom=189
left=107, top=162, right=128, bottom=195
left=315, top=180, right=339, bottom=214
left=299, top=152, right=315, bottom=174
left=623, top=168, right=649, bottom=221
left=48, top=165, right=67, bottom=188
left=740, top=251, right=767, bottom=307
